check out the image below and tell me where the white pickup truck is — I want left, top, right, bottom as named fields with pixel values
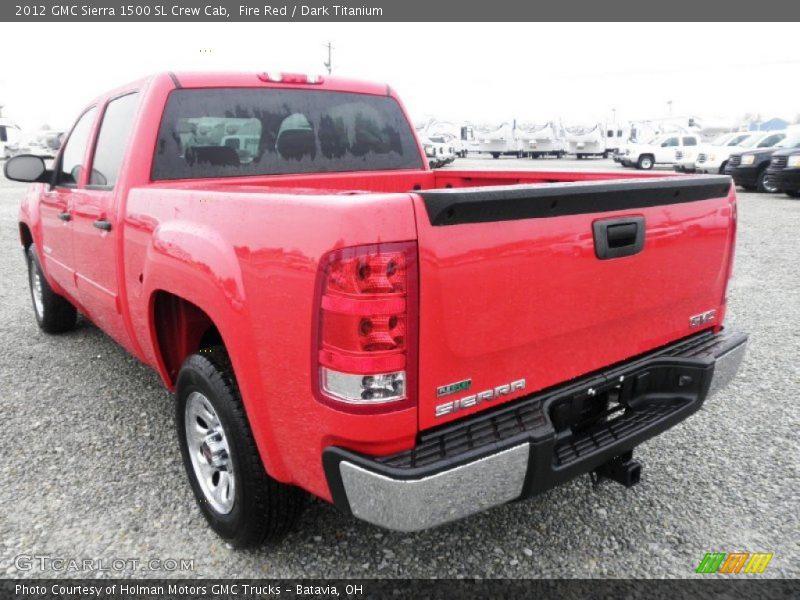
left=694, top=131, right=787, bottom=174
left=674, top=132, right=752, bottom=173
left=620, top=133, right=701, bottom=170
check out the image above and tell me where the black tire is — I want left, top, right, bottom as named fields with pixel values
left=491, top=153, right=500, bottom=159
left=637, top=155, right=655, bottom=170
left=756, top=169, right=778, bottom=193
left=176, top=346, right=305, bottom=547
left=785, top=190, right=800, bottom=198
left=26, top=246, right=77, bottom=334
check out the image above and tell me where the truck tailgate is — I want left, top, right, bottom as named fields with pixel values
left=412, top=175, right=736, bottom=430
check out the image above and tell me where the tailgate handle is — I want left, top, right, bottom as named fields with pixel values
left=593, top=216, right=645, bottom=259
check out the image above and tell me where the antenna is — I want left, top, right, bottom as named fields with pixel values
left=323, top=41, right=334, bottom=75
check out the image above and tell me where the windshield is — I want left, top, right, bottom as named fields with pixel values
left=727, top=133, right=751, bottom=146
left=777, top=133, right=800, bottom=148
left=740, top=134, right=769, bottom=148
left=153, top=88, right=423, bottom=180
left=429, top=137, right=446, bottom=143
left=709, top=133, right=734, bottom=146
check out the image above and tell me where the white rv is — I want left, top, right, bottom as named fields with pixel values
left=517, top=122, right=566, bottom=158
left=474, top=123, right=523, bottom=159
left=565, top=124, right=606, bottom=159
left=416, top=119, right=472, bottom=158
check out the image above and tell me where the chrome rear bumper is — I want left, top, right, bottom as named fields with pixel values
left=324, top=329, right=747, bottom=532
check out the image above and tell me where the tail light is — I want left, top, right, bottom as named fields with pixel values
left=313, top=242, right=417, bottom=413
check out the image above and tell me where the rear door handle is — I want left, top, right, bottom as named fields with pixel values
left=593, top=216, right=645, bottom=259
left=58, top=211, right=71, bottom=222
left=93, top=219, right=112, bottom=232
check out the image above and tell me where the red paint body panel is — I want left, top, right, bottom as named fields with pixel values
left=16, top=72, right=738, bottom=503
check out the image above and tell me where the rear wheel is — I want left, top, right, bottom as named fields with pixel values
left=756, top=169, right=778, bottom=193
left=176, top=346, right=305, bottom=547
left=637, top=155, right=654, bottom=170
left=26, top=246, right=77, bottom=334
left=491, top=153, right=500, bottom=159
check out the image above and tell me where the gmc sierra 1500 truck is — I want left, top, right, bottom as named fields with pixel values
left=6, top=72, right=747, bottom=547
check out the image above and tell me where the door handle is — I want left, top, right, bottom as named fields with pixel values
left=58, top=211, right=72, bottom=222
left=93, top=219, right=112, bottom=232
left=593, top=216, right=645, bottom=259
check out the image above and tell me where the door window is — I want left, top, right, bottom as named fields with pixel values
left=682, top=137, right=698, bottom=146
left=90, top=93, right=140, bottom=188
left=57, top=108, right=97, bottom=186
left=661, top=137, right=679, bottom=147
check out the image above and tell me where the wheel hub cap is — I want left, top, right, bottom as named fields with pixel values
left=30, top=262, right=44, bottom=318
left=185, top=391, right=236, bottom=514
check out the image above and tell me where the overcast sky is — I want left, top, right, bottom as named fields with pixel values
left=2, top=22, right=799, bottom=131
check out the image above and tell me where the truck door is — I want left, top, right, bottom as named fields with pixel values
left=657, top=136, right=679, bottom=163
left=39, top=106, right=97, bottom=298
left=71, top=92, right=140, bottom=346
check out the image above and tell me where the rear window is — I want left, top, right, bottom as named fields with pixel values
left=152, top=88, right=423, bottom=180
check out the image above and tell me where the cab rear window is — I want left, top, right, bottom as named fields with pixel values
left=152, top=88, right=423, bottom=180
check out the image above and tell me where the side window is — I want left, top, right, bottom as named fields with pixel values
left=662, top=137, right=679, bottom=147
left=57, top=107, right=97, bottom=186
left=758, top=134, right=784, bottom=148
left=0, top=126, right=7, bottom=143
left=683, top=137, right=698, bottom=146
left=90, top=93, right=140, bottom=187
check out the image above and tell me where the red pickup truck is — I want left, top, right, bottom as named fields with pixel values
left=7, top=72, right=747, bottom=547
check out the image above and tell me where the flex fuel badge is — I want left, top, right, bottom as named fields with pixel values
left=436, top=379, right=472, bottom=398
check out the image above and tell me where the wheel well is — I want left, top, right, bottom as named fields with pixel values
left=19, top=223, right=33, bottom=250
left=152, top=291, right=223, bottom=385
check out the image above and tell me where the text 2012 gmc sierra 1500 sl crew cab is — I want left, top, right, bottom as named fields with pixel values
left=6, top=72, right=747, bottom=547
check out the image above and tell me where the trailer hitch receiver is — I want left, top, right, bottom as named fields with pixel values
left=592, top=451, right=642, bottom=489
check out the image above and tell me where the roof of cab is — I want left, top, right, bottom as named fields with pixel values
left=162, top=71, right=393, bottom=97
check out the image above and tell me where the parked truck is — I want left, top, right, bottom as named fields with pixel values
left=7, top=72, right=747, bottom=547
left=0, top=117, right=22, bottom=158
left=621, top=133, right=702, bottom=170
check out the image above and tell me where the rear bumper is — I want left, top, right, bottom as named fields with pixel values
left=324, top=329, right=747, bottom=532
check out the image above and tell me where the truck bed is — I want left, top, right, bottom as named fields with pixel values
left=138, top=169, right=735, bottom=432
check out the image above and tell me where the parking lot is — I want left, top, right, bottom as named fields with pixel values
left=1, top=157, right=798, bottom=579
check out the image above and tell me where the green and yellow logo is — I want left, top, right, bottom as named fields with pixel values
left=696, top=552, right=773, bottom=574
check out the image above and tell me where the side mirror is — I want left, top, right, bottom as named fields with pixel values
left=4, top=154, right=49, bottom=183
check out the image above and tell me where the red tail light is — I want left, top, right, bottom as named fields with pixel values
left=313, top=242, right=418, bottom=413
